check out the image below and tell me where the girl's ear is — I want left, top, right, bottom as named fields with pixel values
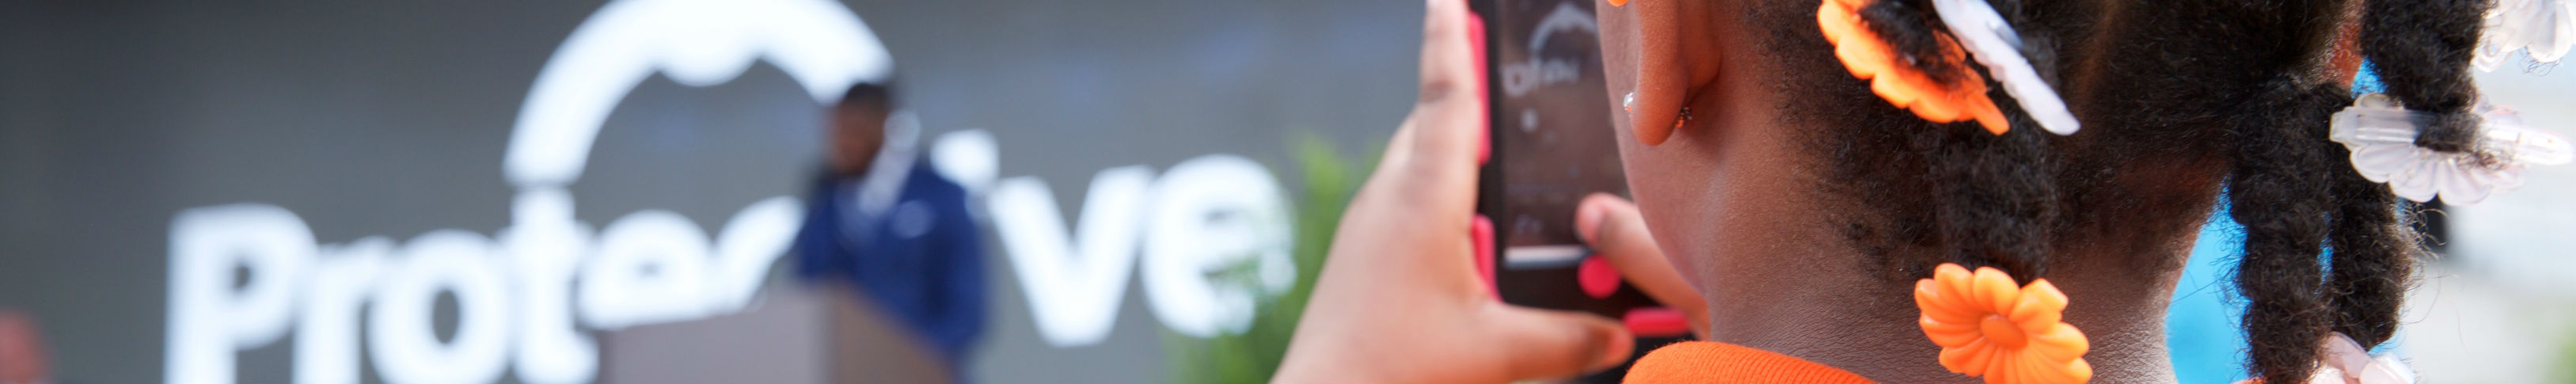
left=1613, top=0, right=1717, bottom=146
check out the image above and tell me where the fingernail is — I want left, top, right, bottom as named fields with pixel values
left=1593, top=328, right=1636, bottom=371
left=1579, top=255, right=1620, bottom=298
left=1624, top=306, right=1689, bottom=337
left=1472, top=215, right=1498, bottom=299
left=1575, top=196, right=1607, bottom=243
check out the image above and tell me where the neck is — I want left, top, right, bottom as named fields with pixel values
left=1700, top=234, right=2189, bottom=384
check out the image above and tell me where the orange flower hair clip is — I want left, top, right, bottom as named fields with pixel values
left=1817, top=0, right=2009, bottom=134
left=1915, top=263, right=2092, bottom=384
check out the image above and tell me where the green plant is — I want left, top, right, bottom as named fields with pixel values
left=2552, top=321, right=2576, bottom=382
left=1163, top=132, right=1376, bottom=383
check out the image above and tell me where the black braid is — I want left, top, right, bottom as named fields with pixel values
left=2228, top=79, right=2346, bottom=384
left=2326, top=0, right=2479, bottom=352
left=2361, top=0, right=2491, bottom=152
left=2324, top=146, right=2424, bottom=347
left=1845, top=0, right=2067, bottom=279
left=1929, top=98, right=2062, bottom=281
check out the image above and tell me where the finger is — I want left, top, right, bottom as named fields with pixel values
left=1577, top=193, right=1711, bottom=339
left=1335, top=0, right=1485, bottom=283
left=1476, top=304, right=1632, bottom=381
left=1382, top=0, right=1487, bottom=210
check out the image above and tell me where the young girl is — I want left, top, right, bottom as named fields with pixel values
left=1274, top=0, right=2517, bottom=382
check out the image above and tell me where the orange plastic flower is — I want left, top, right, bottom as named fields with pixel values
left=1817, top=0, right=2011, bottom=135
left=1915, top=264, right=2092, bottom=384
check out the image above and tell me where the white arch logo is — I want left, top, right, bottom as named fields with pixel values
left=504, top=0, right=891, bottom=188
left=164, top=0, right=890, bottom=382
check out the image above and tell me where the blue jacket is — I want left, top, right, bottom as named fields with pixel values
left=793, top=158, right=987, bottom=371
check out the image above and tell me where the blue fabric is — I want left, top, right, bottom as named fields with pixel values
left=2354, top=60, right=2387, bottom=95
left=2166, top=200, right=2253, bottom=384
left=794, top=161, right=988, bottom=376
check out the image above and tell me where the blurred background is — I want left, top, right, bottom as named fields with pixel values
left=1, top=1, right=2572, bottom=383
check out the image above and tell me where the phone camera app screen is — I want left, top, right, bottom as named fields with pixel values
left=1493, top=0, right=1626, bottom=270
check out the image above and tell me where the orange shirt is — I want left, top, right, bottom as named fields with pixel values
left=1623, top=342, right=1877, bottom=384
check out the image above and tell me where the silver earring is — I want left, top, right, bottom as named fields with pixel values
left=1628, top=92, right=1690, bottom=128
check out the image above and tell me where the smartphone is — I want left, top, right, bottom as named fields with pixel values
left=1470, top=0, right=1680, bottom=380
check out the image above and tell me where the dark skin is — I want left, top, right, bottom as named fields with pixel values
left=830, top=104, right=889, bottom=177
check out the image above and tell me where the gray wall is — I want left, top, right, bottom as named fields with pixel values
left=0, top=0, right=1421, bottom=382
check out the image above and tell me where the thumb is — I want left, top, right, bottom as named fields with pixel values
left=1474, top=304, right=1633, bottom=381
left=1577, top=193, right=1710, bottom=339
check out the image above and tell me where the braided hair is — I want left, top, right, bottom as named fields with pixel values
left=1745, top=0, right=2476, bottom=381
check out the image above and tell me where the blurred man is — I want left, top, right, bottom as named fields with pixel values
left=793, top=82, right=986, bottom=381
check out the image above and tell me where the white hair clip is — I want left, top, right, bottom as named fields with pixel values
left=2228, top=333, right=2418, bottom=384
left=1928, top=0, right=2080, bottom=135
left=2474, top=0, right=2574, bottom=71
left=2330, top=93, right=2574, bottom=203
left=2308, top=333, right=2418, bottom=384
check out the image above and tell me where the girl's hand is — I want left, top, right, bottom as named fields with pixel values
left=1272, top=1, right=1634, bottom=382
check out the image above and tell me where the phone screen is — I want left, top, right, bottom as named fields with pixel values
left=1473, top=0, right=1675, bottom=380
left=1486, top=0, right=1627, bottom=271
